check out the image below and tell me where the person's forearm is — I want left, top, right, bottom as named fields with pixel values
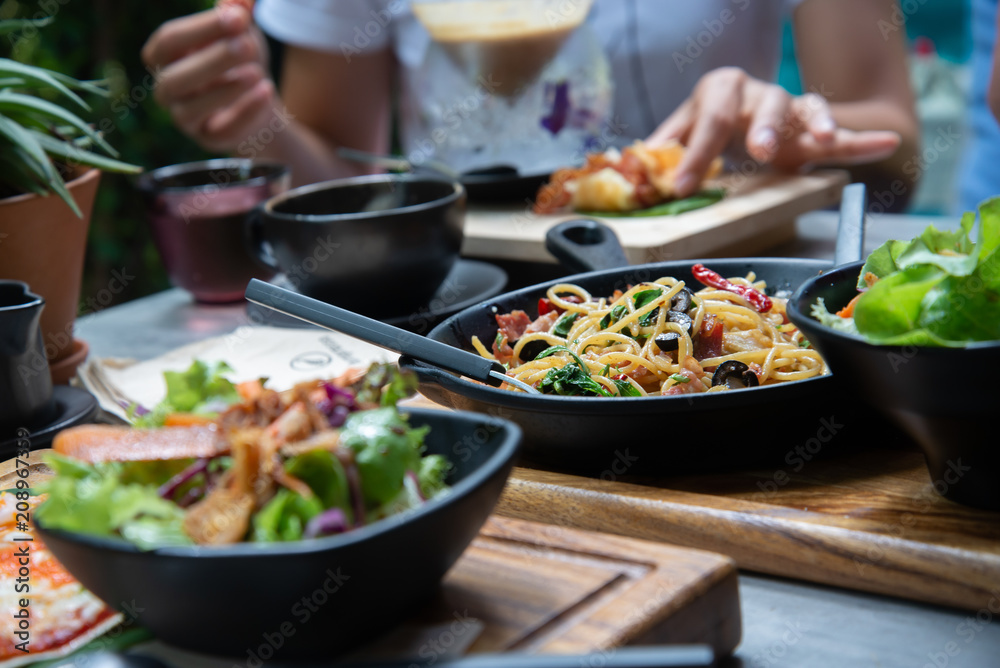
left=241, top=104, right=374, bottom=187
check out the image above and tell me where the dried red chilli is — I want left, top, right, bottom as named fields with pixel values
left=691, top=264, right=773, bottom=313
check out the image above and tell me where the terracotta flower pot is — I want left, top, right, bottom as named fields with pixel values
left=0, top=168, right=101, bottom=383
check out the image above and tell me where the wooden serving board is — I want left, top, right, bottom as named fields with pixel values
left=496, top=449, right=1000, bottom=613
left=460, top=169, right=848, bottom=264
left=403, top=516, right=740, bottom=657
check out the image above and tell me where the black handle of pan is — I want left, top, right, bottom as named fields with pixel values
left=833, top=183, right=867, bottom=267
left=244, top=279, right=507, bottom=387
left=545, top=219, right=631, bottom=274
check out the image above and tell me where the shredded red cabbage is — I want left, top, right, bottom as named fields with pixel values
left=158, top=458, right=209, bottom=500
left=121, top=399, right=149, bottom=416
left=303, top=507, right=349, bottom=539
left=318, top=382, right=359, bottom=427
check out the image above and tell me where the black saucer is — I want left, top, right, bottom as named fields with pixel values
left=248, top=259, right=508, bottom=334
left=460, top=167, right=552, bottom=203
left=0, top=386, right=100, bottom=458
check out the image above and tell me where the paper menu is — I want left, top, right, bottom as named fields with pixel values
left=79, top=326, right=397, bottom=421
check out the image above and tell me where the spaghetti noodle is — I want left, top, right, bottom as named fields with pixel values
left=472, top=269, right=828, bottom=397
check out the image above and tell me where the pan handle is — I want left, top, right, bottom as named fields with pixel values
left=833, top=183, right=867, bottom=267
left=244, top=279, right=509, bottom=387
left=545, top=219, right=631, bottom=274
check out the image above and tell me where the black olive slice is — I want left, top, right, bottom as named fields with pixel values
left=666, top=311, right=693, bottom=334
left=653, top=332, right=681, bottom=351
left=711, top=360, right=760, bottom=389
left=518, top=339, right=551, bottom=362
left=670, top=288, right=694, bottom=313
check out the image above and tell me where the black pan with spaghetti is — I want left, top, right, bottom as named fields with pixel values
left=398, top=185, right=884, bottom=474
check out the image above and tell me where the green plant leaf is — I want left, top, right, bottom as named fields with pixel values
left=0, top=58, right=89, bottom=111
left=0, top=16, right=55, bottom=36
left=0, top=114, right=53, bottom=179
left=31, top=130, right=142, bottom=174
left=49, top=72, right=112, bottom=98
left=0, top=91, right=118, bottom=156
left=0, top=153, right=49, bottom=195
left=0, top=117, right=80, bottom=215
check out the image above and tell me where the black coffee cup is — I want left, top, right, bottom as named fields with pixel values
left=0, top=281, right=55, bottom=437
left=246, top=174, right=465, bottom=320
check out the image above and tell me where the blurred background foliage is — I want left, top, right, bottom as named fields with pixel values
left=0, top=0, right=214, bottom=308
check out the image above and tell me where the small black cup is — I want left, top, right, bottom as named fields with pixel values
left=0, top=281, right=55, bottom=437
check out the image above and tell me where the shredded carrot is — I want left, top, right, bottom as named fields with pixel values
left=836, top=293, right=864, bottom=318
left=163, top=413, right=216, bottom=427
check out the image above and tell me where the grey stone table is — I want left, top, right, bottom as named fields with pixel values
left=75, top=211, right=1000, bottom=668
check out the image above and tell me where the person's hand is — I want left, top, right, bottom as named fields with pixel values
left=647, top=67, right=902, bottom=198
left=141, top=4, right=277, bottom=153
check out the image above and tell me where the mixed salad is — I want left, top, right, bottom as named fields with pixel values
left=813, top=198, right=1000, bottom=346
left=36, top=362, right=451, bottom=550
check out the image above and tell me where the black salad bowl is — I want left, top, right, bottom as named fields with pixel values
left=35, top=408, right=521, bottom=659
left=787, top=261, right=1000, bottom=511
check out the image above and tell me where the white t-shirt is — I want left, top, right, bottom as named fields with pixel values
left=256, top=0, right=800, bottom=173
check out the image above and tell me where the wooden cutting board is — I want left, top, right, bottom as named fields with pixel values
left=405, top=516, right=740, bottom=656
left=496, top=448, right=1000, bottom=613
left=460, top=169, right=848, bottom=264
left=3, top=452, right=740, bottom=658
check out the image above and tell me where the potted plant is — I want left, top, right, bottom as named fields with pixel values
left=0, top=16, right=141, bottom=383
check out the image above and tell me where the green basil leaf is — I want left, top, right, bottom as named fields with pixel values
left=599, top=304, right=628, bottom=329
left=553, top=312, right=579, bottom=338
left=612, top=378, right=642, bottom=396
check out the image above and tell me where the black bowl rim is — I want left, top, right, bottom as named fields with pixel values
left=34, top=407, right=521, bottom=559
left=135, top=158, right=289, bottom=194
left=404, top=256, right=837, bottom=412
left=260, top=173, right=466, bottom=223
left=787, top=260, right=1000, bottom=354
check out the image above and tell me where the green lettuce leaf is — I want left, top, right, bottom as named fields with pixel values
left=848, top=197, right=1000, bottom=346
left=36, top=453, right=191, bottom=548
left=417, top=454, right=451, bottom=499
left=341, top=408, right=429, bottom=506
left=285, top=449, right=351, bottom=520
left=853, top=265, right=945, bottom=340
left=252, top=488, right=324, bottom=543
left=133, top=359, right=240, bottom=427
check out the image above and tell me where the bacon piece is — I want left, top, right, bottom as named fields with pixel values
left=495, top=310, right=532, bottom=342
left=693, top=314, right=724, bottom=361
left=526, top=311, right=560, bottom=335
left=493, top=335, right=514, bottom=366
left=52, top=424, right=226, bottom=463
left=665, top=369, right=707, bottom=395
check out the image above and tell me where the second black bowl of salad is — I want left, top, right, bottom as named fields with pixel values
left=787, top=200, right=1000, bottom=510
